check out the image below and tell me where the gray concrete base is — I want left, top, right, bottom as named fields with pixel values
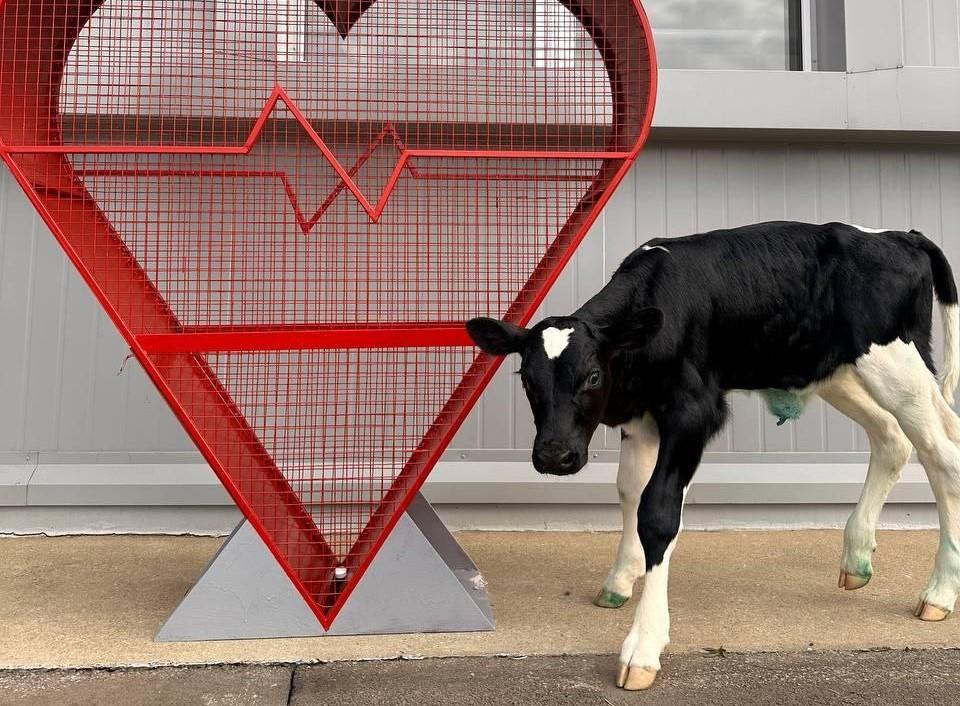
left=156, top=494, right=494, bottom=641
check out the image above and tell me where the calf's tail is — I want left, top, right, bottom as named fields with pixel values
left=909, top=230, right=960, bottom=403
left=941, top=300, right=960, bottom=405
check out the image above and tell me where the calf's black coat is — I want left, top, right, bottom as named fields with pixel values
left=467, top=221, right=957, bottom=569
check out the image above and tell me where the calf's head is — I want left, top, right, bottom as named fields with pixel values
left=466, top=310, right=662, bottom=475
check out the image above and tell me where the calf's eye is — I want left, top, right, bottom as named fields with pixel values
left=586, top=370, right=601, bottom=388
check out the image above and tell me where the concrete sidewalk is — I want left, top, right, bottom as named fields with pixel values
left=2, top=530, right=960, bottom=669
left=3, top=650, right=960, bottom=705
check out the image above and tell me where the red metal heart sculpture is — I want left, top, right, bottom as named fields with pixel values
left=0, top=0, right=655, bottom=627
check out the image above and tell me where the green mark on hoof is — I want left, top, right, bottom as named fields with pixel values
left=594, top=589, right=629, bottom=608
left=855, top=557, right=874, bottom=580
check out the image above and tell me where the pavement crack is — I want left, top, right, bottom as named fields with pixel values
left=285, top=666, right=296, bottom=706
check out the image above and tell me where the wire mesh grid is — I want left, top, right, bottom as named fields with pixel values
left=72, top=155, right=609, bottom=327
left=204, top=348, right=476, bottom=564
left=0, top=0, right=655, bottom=624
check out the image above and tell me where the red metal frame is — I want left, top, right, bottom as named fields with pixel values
left=0, top=0, right=657, bottom=628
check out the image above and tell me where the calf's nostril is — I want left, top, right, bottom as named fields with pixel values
left=559, top=451, right=578, bottom=469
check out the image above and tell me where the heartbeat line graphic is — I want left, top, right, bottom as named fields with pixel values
left=5, top=85, right=631, bottom=224
left=74, top=122, right=413, bottom=234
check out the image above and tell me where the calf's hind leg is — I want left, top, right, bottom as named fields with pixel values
left=855, top=340, right=960, bottom=620
left=819, top=368, right=913, bottom=590
left=595, top=414, right=659, bottom=609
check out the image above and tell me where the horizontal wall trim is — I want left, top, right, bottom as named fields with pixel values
left=649, top=127, right=960, bottom=145
left=0, top=503, right=941, bottom=536
left=654, top=67, right=960, bottom=134
left=0, top=450, right=881, bottom=466
left=0, top=461, right=934, bottom=509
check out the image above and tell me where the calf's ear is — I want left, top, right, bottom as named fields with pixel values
left=603, top=307, right=663, bottom=349
left=465, top=318, right=529, bottom=355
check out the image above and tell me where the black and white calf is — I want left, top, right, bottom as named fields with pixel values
left=466, top=221, right=960, bottom=691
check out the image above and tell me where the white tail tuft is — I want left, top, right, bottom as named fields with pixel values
left=941, top=303, right=960, bottom=404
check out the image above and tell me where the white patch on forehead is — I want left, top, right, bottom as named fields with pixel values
left=849, top=224, right=890, bottom=234
left=542, top=327, right=574, bottom=360
left=641, top=244, right=670, bottom=253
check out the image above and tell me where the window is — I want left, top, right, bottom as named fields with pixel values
left=276, top=0, right=306, bottom=62
left=533, top=0, right=845, bottom=72
left=534, top=0, right=580, bottom=65
left=642, top=0, right=802, bottom=70
left=810, top=0, right=846, bottom=71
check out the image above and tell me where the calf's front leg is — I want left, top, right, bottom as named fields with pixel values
left=595, top=414, right=660, bottom=609
left=618, top=422, right=710, bottom=691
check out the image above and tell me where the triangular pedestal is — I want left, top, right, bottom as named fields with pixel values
left=156, top=494, right=494, bottom=640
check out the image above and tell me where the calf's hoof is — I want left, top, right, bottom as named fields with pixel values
left=617, top=663, right=658, bottom=691
left=594, top=589, right=629, bottom=609
left=915, top=599, right=951, bottom=622
left=838, top=570, right=871, bottom=591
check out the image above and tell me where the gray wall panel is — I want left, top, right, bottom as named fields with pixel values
left=847, top=0, right=960, bottom=70
left=902, top=0, right=960, bottom=67
left=2, top=141, right=960, bottom=461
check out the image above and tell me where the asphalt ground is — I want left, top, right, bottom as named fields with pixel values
left=3, top=649, right=960, bottom=705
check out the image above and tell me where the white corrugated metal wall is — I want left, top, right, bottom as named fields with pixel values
left=3, top=142, right=959, bottom=461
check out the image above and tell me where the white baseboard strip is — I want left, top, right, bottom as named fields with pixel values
left=0, top=461, right=937, bottom=535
